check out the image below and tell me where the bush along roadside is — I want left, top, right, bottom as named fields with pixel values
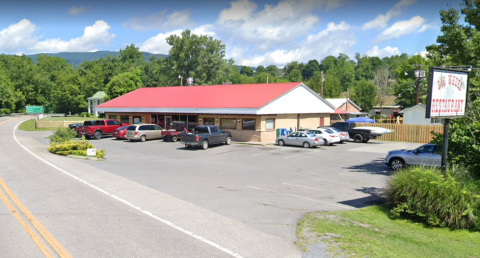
left=386, top=166, right=480, bottom=230
left=47, top=130, right=106, bottom=159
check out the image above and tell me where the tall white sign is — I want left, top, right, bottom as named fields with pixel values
left=426, top=68, right=470, bottom=118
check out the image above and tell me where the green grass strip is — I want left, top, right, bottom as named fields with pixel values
left=18, top=119, right=55, bottom=131
left=297, top=205, right=480, bottom=258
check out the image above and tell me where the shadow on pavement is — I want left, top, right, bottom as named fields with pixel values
left=339, top=187, right=386, bottom=208
left=342, top=158, right=393, bottom=176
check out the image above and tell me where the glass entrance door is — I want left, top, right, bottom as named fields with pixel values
left=165, top=116, right=172, bottom=130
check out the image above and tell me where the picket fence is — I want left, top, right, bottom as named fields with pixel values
left=355, top=123, right=443, bottom=143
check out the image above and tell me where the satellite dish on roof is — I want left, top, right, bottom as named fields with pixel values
left=187, top=77, right=193, bottom=86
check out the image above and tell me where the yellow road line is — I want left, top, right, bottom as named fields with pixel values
left=0, top=118, right=73, bottom=258
left=0, top=185, right=54, bottom=257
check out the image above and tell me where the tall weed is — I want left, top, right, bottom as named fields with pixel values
left=386, top=166, right=480, bottom=230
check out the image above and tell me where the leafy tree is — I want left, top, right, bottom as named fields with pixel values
left=50, top=66, right=84, bottom=115
left=77, top=61, right=105, bottom=99
left=283, top=61, right=304, bottom=78
left=323, top=72, right=341, bottom=98
left=287, top=69, right=303, bottom=82
left=265, top=65, right=280, bottom=78
left=0, top=64, right=23, bottom=113
left=302, top=59, right=320, bottom=80
left=105, top=69, right=143, bottom=101
left=141, top=56, right=168, bottom=87
left=120, top=44, right=145, bottom=67
left=0, top=55, right=34, bottom=111
left=255, top=65, right=266, bottom=74
left=240, top=66, right=254, bottom=77
left=165, top=29, right=232, bottom=85
left=351, top=80, right=377, bottom=111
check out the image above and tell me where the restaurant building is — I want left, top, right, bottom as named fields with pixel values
left=96, top=82, right=335, bottom=142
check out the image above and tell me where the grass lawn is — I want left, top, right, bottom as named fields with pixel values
left=297, top=204, right=480, bottom=258
left=18, top=119, right=55, bottom=131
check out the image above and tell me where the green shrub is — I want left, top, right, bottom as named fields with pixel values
left=47, top=127, right=77, bottom=143
left=80, top=112, right=95, bottom=117
left=386, top=166, right=480, bottom=230
left=0, top=108, right=11, bottom=114
left=48, top=138, right=106, bottom=159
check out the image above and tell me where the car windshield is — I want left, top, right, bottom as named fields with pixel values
left=117, top=126, right=128, bottom=130
left=325, top=129, right=334, bottom=134
left=194, top=127, right=209, bottom=134
left=330, top=128, right=340, bottom=133
left=307, top=133, right=317, bottom=137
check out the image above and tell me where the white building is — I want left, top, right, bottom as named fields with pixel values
left=87, top=91, right=106, bottom=116
left=401, top=104, right=442, bottom=125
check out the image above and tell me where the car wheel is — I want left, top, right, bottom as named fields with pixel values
left=303, top=142, right=310, bottom=148
left=353, top=134, right=363, bottom=143
left=339, top=140, right=344, bottom=144
left=323, top=139, right=329, bottom=146
left=390, top=158, right=404, bottom=171
left=94, top=131, right=102, bottom=140
left=172, top=135, right=178, bottom=142
left=163, top=138, right=168, bottom=142
left=140, top=135, right=146, bottom=142
left=201, top=140, right=209, bottom=150
left=363, top=139, right=370, bottom=142
left=225, top=136, right=232, bottom=145
left=278, top=140, right=285, bottom=146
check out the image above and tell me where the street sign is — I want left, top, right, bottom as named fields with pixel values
left=26, top=106, right=44, bottom=114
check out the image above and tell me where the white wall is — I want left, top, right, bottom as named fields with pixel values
left=404, top=107, right=440, bottom=125
left=257, top=85, right=334, bottom=114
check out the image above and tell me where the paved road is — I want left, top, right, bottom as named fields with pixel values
left=0, top=117, right=302, bottom=258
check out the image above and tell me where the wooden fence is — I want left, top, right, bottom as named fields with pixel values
left=355, top=123, right=443, bottom=143
left=37, top=120, right=84, bottom=128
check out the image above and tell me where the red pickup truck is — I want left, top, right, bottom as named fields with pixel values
left=78, top=119, right=124, bottom=139
left=161, top=129, right=189, bottom=142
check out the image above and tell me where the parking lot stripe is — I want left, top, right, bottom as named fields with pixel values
left=246, top=185, right=353, bottom=209
left=281, top=182, right=329, bottom=192
left=13, top=121, right=244, bottom=258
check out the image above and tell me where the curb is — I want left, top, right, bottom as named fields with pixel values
left=67, top=155, right=105, bottom=161
left=232, top=142, right=276, bottom=147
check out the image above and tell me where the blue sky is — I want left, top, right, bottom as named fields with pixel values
left=0, top=0, right=463, bottom=67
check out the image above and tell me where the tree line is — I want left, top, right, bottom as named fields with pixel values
left=0, top=0, right=479, bottom=116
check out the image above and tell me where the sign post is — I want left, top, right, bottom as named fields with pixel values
left=425, top=67, right=471, bottom=172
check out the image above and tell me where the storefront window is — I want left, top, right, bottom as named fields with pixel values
left=220, top=118, right=236, bottom=129
left=109, top=115, right=117, bottom=120
left=242, top=119, right=256, bottom=130
left=203, top=117, right=215, bottom=125
left=150, top=114, right=157, bottom=123
left=121, top=115, right=129, bottom=124
left=266, top=118, right=275, bottom=130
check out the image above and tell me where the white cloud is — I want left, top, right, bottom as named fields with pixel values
left=418, top=22, right=435, bottom=32
left=375, top=16, right=426, bottom=42
left=363, top=0, right=418, bottom=30
left=229, top=21, right=356, bottom=67
left=414, top=50, right=428, bottom=58
left=366, top=46, right=401, bottom=58
left=123, top=9, right=195, bottom=31
left=138, top=24, right=216, bottom=54
left=30, top=20, right=115, bottom=53
left=68, top=5, right=92, bottom=16
left=214, top=0, right=347, bottom=53
left=0, top=19, right=38, bottom=53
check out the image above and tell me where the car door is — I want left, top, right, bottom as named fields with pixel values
left=153, top=125, right=162, bottom=139
left=210, top=127, right=220, bottom=144
left=296, top=132, right=308, bottom=146
left=411, top=145, right=435, bottom=166
left=284, top=133, right=297, bottom=145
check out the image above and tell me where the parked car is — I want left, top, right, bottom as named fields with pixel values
left=68, top=123, right=83, bottom=136
left=305, top=128, right=340, bottom=146
left=113, top=126, right=129, bottom=140
left=319, top=126, right=349, bottom=143
left=162, top=129, right=186, bottom=142
left=330, top=122, right=374, bottom=143
left=125, top=124, right=164, bottom=142
left=385, top=143, right=441, bottom=170
left=180, top=125, right=232, bottom=150
left=276, top=132, right=320, bottom=148
left=78, top=119, right=124, bottom=139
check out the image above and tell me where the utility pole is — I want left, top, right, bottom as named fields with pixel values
left=346, top=88, right=349, bottom=111
left=320, top=71, right=324, bottom=97
left=414, top=64, right=425, bottom=105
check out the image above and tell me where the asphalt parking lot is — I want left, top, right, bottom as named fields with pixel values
left=72, top=137, right=421, bottom=241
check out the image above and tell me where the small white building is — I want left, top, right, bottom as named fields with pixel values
left=401, top=104, right=442, bottom=125
left=87, top=91, right=106, bottom=116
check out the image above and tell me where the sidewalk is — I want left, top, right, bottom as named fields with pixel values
left=232, top=141, right=276, bottom=146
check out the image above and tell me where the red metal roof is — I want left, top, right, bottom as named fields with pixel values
left=98, top=82, right=302, bottom=109
left=333, top=109, right=349, bottom=114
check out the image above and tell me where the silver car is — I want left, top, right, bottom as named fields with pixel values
left=385, top=143, right=441, bottom=170
left=320, top=126, right=349, bottom=143
left=125, top=124, right=164, bottom=142
left=276, top=132, right=320, bottom=148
